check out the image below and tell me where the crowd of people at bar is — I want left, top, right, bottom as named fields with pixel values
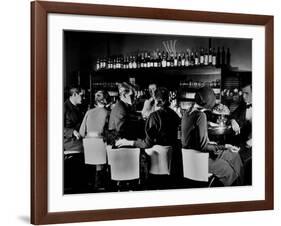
left=63, top=80, right=252, bottom=193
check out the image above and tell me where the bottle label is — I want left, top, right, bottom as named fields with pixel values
left=212, top=56, right=216, bottom=66
left=204, top=55, right=208, bottom=65
left=181, top=59, right=185, bottom=66
left=200, top=56, right=204, bottom=64
left=209, top=55, right=212, bottom=63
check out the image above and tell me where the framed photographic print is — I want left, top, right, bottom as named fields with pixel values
left=31, top=0, right=274, bottom=224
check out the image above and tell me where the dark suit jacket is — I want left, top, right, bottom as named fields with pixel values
left=230, top=102, right=252, bottom=144
left=63, top=99, right=83, bottom=151
left=108, top=100, right=144, bottom=143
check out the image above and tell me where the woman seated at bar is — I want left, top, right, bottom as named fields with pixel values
left=79, top=90, right=110, bottom=189
left=181, top=86, right=243, bottom=186
left=79, top=90, right=110, bottom=138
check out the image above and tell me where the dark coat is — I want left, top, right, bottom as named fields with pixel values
left=134, top=107, right=181, bottom=149
left=63, top=99, right=83, bottom=152
left=108, top=100, right=144, bottom=143
left=230, top=102, right=252, bottom=144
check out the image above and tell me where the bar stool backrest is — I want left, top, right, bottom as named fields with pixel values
left=107, top=148, right=140, bottom=181
left=181, top=149, right=210, bottom=182
left=145, top=145, right=173, bottom=175
left=83, top=137, right=107, bottom=165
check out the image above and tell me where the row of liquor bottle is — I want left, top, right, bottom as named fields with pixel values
left=92, top=80, right=221, bottom=90
left=179, top=79, right=221, bottom=89
left=95, top=47, right=231, bottom=70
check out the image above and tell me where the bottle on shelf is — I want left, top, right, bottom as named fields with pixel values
left=177, top=53, right=182, bottom=67
left=195, top=51, right=199, bottom=66
left=96, top=58, right=100, bottom=70
left=170, top=53, right=174, bottom=67
left=137, top=53, right=141, bottom=68
left=147, top=52, right=151, bottom=68
left=144, top=52, right=148, bottom=68
left=200, top=48, right=204, bottom=65
left=190, top=50, right=195, bottom=66
left=181, top=53, right=185, bottom=67
left=151, top=52, right=156, bottom=68
left=166, top=52, right=171, bottom=67
left=208, top=48, right=213, bottom=65
left=185, top=51, right=190, bottom=67
left=161, top=51, right=167, bottom=67
left=140, top=53, right=145, bottom=68
left=212, top=48, right=216, bottom=66
left=157, top=51, right=162, bottom=67
left=132, top=56, right=137, bottom=69
left=204, top=48, right=208, bottom=65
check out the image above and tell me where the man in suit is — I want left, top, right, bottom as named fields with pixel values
left=63, top=87, right=86, bottom=193
left=107, top=82, right=144, bottom=145
left=230, top=83, right=252, bottom=185
left=64, top=87, right=84, bottom=152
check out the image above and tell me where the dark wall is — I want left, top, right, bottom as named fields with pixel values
left=64, top=31, right=252, bottom=88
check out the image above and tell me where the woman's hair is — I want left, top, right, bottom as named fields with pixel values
left=95, top=90, right=109, bottom=105
left=68, top=87, right=81, bottom=97
left=155, top=87, right=170, bottom=108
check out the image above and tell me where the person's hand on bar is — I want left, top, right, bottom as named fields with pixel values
left=73, top=130, right=81, bottom=140
left=225, top=144, right=240, bottom=153
left=115, top=139, right=134, bottom=147
left=246, top=138, right=252, bottom=148
left=231, top=119, right=240, bottom=135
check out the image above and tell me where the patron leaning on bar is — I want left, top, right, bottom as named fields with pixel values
left=181, top=86, right=243, bottom=186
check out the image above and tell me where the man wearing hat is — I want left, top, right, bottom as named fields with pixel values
left=181, top=86, right=243, bottom=186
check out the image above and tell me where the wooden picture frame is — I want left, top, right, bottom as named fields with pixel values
left=31, top=1, right=274, bottom=224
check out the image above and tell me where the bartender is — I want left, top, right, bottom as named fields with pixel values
left=230, top=82, right=252, bottom=185
left=141, top=83, right=157, bottom=119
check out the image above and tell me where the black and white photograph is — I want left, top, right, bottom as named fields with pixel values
left=63, top=30, right=252, bottom=194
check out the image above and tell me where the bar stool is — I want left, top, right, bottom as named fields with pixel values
left=181, top=149, right=215, bottom=187
left=107, top=147, right=140, bottom=191
left=145, top=145, right=173, bottom=189
left=63, top=149, right=85, bottom=194
left=83, top=136, right=107, bottom=190
left=145, top=145, right=173, bottom=175
left=83, top=137, right=107, bottom=165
